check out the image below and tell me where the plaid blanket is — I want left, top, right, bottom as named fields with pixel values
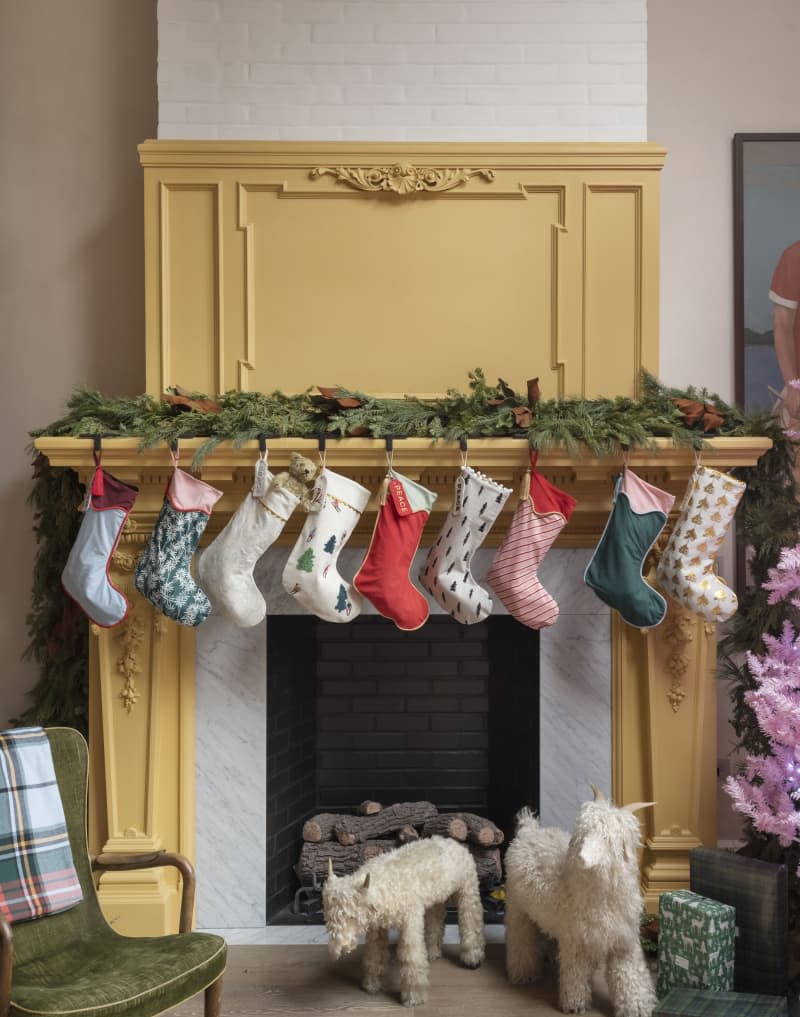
left=0, top=728, right=83, bottom=923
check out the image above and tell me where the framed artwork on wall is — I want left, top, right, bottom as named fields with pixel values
left=734, top=133, right=800, bottom=417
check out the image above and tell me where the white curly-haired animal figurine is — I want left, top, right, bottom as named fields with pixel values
left=504, top=787, right=656, bottom=1017
left=323, top=835, right=486, bottom=1007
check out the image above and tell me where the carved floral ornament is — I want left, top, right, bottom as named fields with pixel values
left=116, top=614, right=145, bottom=714
left=662, top=607, right=696, bottom=714
left=310, top=163, right=496, bottom=195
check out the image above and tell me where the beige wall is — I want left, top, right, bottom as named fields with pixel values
left=649, top=0, right=800, bottom=400
left=0, top=1, right=156, bottom=724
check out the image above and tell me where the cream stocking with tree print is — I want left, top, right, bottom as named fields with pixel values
left=655, top=463, right=745, bottom=623
left=282, top=468, right=370, bottom=622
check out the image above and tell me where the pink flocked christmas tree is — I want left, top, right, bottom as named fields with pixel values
left=725, top=543, right=800, bottom=860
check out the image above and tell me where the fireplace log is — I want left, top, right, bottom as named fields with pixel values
left=457, top=813, right=504, bottom=846
left=469, top=845, right=502, bottom=886
left=421, top=815, right=468, bottom=842
left=397, top=824, right=420, bottom=844
left=358, top=800, right=383, bottom=816
left=333, top=801, right=438, bottom=845
left=297, top=839, right=397, bottom=883
left=301, top=813, right=341, bottom=843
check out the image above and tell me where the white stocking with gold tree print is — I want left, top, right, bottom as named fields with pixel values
left=655, top=462, right=745, bottom=623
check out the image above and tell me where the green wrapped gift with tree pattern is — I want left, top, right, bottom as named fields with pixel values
left=657, top=890, right=736, bottom=998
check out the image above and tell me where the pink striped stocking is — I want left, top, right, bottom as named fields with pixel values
left=487, top=456, right=577, bottom=629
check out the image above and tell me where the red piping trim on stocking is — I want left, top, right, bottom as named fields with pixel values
left=61, top=504, right=133, bottom=629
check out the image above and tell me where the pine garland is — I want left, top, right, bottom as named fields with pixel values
left=20, top=457, right=88, bottom=733
left=30, top=369, right=744, bottom=463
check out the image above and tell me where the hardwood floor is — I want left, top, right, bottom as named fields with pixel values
left=170, top=944, right=614, bottom=1016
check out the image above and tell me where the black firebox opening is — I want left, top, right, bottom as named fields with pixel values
left=265, top=615, right=539, bottom=923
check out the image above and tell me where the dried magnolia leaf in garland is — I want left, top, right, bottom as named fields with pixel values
left=316, top=386, right=363, bottom=410
left=314, top=386, right=370, bottom=435
left=669, top=397, right=725, bottom=433
left=501, top=376, right=539, bottom=426
left=163, top=387, right=222, bottom=414
left=512, top=406, right=532, bottom=428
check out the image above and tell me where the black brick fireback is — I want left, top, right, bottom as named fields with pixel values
left=265, top=615, right=539, bottom=923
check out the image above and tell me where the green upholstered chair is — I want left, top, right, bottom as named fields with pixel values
left=0, top=727, right=226, bottom=1017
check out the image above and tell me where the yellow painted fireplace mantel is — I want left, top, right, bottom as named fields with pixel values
left=34, top=140, right=772, bottom=933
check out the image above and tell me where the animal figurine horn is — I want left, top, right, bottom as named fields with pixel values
left=328, top=857, right=335, bottom=880
left=623, top=801, right=656, bottom=813
left=505, top=797, right=656, bottom=1017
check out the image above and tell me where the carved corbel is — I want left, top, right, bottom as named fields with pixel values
left=91, top=498, right=195, bottom=935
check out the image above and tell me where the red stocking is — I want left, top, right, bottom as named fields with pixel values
left=354, top=471, right=437, bottom=631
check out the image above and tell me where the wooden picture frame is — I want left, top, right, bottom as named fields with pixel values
left=734, top=133, right=800, bottom=414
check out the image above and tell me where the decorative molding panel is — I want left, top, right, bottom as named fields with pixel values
left=140, top=141, right=666, bottom=400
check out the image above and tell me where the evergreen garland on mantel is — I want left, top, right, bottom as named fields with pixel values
left=22, top=370, right=799, bottom=749
left=30, top=369, right=741, bottom=462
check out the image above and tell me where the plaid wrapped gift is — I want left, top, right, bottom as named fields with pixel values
left=690, top=847, right=788, bottom=997
left=657, top=890, right=735, bottom=998
left=0, top=727, right=83, bottom=923
left=655, top=988, right=788, bottom=1017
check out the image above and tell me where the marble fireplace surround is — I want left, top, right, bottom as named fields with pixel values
left=194, top=544, right=610, bottom=934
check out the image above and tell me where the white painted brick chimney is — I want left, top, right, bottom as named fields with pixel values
left=157, top=0, right=647, bottom=141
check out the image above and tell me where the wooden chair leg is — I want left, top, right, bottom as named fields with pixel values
left=204, top=976, right=223, bottom=1017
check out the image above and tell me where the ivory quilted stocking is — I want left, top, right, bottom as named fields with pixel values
left=62, top=466, right=139, bottom=628
left=419, top=466, right=511, bottom=624
left=354, top=471, right=437, bottom=631
left=487, top=458, right=577, bottom=629
left=584, top=466, right=675, bottom=629
left=282, top=468, right=370, bottom=623
left=198, top=460, right=300, bottom=628
left=135, top=467, right=222, bottom=627
left=655, top=464, right=745, bottom=623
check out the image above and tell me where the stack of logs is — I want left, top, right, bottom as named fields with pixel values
left=298, top=801, right=503, bottom=886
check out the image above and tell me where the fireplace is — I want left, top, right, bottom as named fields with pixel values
left=194, top=546, right=611, bottom=933
left=32, top=142, right=771, bottom=936
left=262, top=614, right=539, bottom=922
